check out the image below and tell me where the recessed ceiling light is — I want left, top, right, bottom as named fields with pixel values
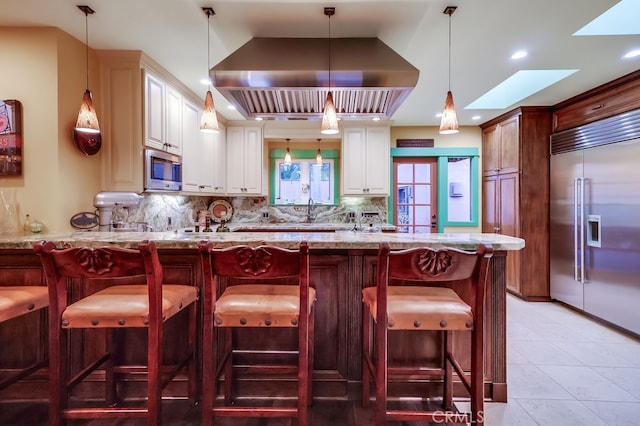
left=200, top=78, right=211, bottom=85
left=472, top=115, right=481, bottom=121
left=372, top=117, right=381, bottom=121
left=466, top=69, right=578, bottom=109
left=623, top=49, right=640, bottom=59
left=435, top=113, right=443, bottom=118
left=511, top=50, right=527, bottom=60
left=574, top=0, right=640, bottom=36
left=255, top=117, right=263, bottom=121
left=227, top=105, right=236, bottom=110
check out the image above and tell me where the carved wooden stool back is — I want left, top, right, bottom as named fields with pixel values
left=362, top=242, right=493, bottom=425
left=199, top=241, right=314, bottom=426
left=34, top=240, right=198, bottom=425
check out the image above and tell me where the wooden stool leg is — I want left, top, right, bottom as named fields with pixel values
left=374, top=315, right=387, bottom=426
left=147, top=324, right=162, bottom=425
left=105, top=329, right=117, bottom=406
left=201, top=313, right=214, bottom=426
left=307, top=306, right=315, bottom=407
left=187, top=303, right=198, bottom=404
left=223, top=328, right=233, bottom=406
left=471, top=327, right=484, bottom=425
left=49, top=325, right=66, bottom=426
left=361, top=303, right=371, bottom=407
left=443, top=330, right=453, bottom=410
left=298, top=314, right=309, bottom=426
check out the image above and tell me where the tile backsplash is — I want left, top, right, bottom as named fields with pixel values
left=126, top=194, right=388, bottom=232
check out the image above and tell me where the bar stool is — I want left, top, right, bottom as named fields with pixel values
left=0, top=286, right=49, bottom=391
left=362, top=242, right=493, bottom=425
left=34, top=240, right=198, bottom=425
left=198, top=241, right=315, bottom=426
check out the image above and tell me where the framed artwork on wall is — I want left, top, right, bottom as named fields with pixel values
left=0, top=99, right=22, bottom=176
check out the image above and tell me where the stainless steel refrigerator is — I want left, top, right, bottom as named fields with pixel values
left=550, top=114, right=640, bottom=336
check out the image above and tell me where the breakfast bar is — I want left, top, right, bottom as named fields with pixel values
left=0, top=231, right=523, bottom=403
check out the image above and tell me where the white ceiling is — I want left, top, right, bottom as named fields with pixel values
left=3, top=0, right=639, bottom=126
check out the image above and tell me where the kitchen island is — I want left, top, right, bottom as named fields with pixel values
left=0, top=231, right=523, bottom=403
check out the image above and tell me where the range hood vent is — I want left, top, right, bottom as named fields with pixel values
left=211, top=38, right=419, bottom=121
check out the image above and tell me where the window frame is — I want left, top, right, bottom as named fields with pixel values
left=269, top=149, right=340, bottom=206
left=389, top=147, right=479, bottom=231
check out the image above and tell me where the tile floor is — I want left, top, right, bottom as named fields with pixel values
left=473, top=294, right=640, bottom=426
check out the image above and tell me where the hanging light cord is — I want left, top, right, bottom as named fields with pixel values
left=207, top=12, right=211, bottom=90
left=447, top=11, right=452, bottom=91
left=84, top=11, right=89, bottom=90
left=328, top=13, right=332, bottom=94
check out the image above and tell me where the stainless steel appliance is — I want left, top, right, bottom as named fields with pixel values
left=145, top=148, right=182, bottom=191
left=550, top=110, right=640, bottom=335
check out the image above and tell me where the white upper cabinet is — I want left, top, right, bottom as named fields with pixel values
left=341, top=126, right=390, bottom=195
left=181, top=99, right=226, bottom=195
left=144, top=70, right=182, bottom=155
left=226, top=126, right=264, bottom=195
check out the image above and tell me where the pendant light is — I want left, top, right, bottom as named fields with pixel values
left=284, top=138, right=292, bottom=165
left=316, top=138, right=323, bottom=164
left=200, top=7, right=219, bottom=133
left=439, top=6, right=459, bottom=135
left=321, top=7, right=339, bottom=135
left=74, top=5, right=100, bottom=135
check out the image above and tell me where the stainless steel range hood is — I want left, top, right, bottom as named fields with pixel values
left=211, top=38, right=419, bottom=121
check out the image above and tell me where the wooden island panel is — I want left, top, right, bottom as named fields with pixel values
left=0, top=233, right=521, bottom=403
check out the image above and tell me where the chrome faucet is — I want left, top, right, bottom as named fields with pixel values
left=306, top=198, right=316, bottom=223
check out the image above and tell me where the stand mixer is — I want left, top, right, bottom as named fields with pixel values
left=93, top=192, right=144, bottom=231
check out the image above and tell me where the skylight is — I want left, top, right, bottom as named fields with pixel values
left=574, top=0, right=640, bottom=36
left=465, top=70, right=578, bottom=110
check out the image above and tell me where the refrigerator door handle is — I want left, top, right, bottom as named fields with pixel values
left=574, top=178, right=579, bottom=281
left=580, top=177, right=586, bottom=284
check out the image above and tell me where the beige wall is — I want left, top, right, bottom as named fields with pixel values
left=0, top=27, right=102, bottom=232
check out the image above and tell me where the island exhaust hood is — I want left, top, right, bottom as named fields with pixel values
left=210, top=38, right=419, bottom=121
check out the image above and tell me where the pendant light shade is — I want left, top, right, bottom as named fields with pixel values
left=75, top=6, right=100, bottom=135
left=200, top=7, right=219, bottom=134
left=321, top=7, right=339, bottom=135
left=284, top=139, right=292, bottom=165
left=439, top=6, right=459, bottom=135
left=200, top=90, right=219, bottom=133
left=321, top=92, right=339, bottom=135
left=75, top=89, right=100, bottom=133
left=316, top=138, right=323, bottom=164
left=439, top=90, right=459, bottom=134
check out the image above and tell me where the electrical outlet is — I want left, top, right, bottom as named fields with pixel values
left=362, top=211, right=379, bottom=218
left=347, top=211, right=356, bottom=219
left=262, top=211, right=269, bottom=219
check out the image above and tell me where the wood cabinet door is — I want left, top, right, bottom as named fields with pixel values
left=482, top=125, right=500, bottom=176
left=165, top=84, right=182, bottom=155
left=498, top=116, right=520, bottom=174
left=498, top=173, right=521, bottom=293
left=482, top=176, right=498, bottom=233
left=341, top=128, right=367, bottom=194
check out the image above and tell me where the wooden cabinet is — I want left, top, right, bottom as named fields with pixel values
left=226, top=126, right=264, bottom=195
left=341, top=126, right=390, bottom=195
left=481, top=107, right=551, bottom=300
left=553, top=70, right=640, bottom=132
left=144, top=70, right=182, bottom=155
left=181, top=99, right=226, bottom=194
left=482, top=115, right=519, bottom=176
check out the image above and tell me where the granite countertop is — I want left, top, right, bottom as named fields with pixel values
left=2, top=231, right=525, bottom=251
left=206, top=222, right=396, bottom=232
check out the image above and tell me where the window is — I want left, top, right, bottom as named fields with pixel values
left=270, top=149, right=339, bottom=205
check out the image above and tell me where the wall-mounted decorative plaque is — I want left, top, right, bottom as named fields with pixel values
left=0, top=99, right=22, bottom=176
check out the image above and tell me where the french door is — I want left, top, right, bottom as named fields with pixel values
left=393, top=157, right=438, bottom=233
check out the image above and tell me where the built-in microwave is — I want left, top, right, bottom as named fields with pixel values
left=144, top=149, right=182, bottom=191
